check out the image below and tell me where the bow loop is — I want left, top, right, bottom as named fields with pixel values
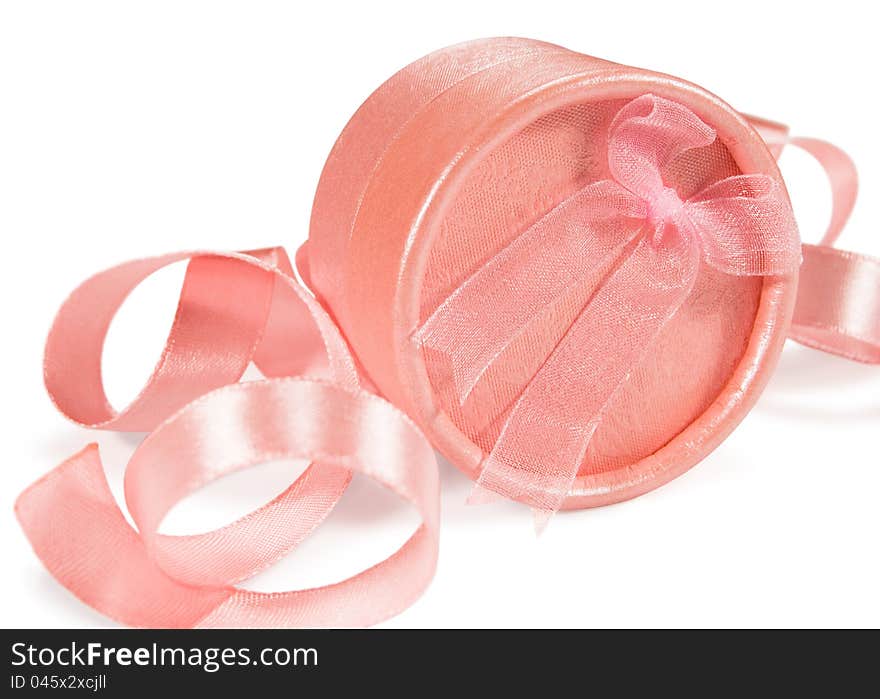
left=608, top=94, right=717, bottom=200
left=685, top=174, right=802, bottom=275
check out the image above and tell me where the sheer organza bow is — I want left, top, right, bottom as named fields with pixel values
left=416, top=95, right=802, bottom=525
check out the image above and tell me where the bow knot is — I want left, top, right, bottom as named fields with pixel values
left=646, top=185, right=686, bottom=228
left=415, top=94, right=801, bottom=527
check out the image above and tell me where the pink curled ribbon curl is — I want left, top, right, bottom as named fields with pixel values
left=781, top=138, right=880, bottom=363
left=751, top=118, right=879, bottom=361
left=415, top=95, right=803, bottom=524
left=17, top=248, right=440, bottom=627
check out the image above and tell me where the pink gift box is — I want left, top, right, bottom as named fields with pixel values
left=307, top=37, right=798, bottom=509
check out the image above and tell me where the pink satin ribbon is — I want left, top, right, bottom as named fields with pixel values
left=416, top=95, right=802, bottom=521
left=18, top=248, right=439, bottom=627
left=754, top=122, right=880, bottom=362
left=778, top=138, right=880, bottom=363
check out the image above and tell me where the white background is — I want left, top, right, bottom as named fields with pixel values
left=1, top=1, right=878, bottom=629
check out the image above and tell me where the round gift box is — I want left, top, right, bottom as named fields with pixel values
left=307, top=37, right=798, bottom=509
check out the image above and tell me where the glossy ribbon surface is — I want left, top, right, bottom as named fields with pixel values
left=18, top=249, right=439, bottom=627
left=781, top=139, right=880, bottom=362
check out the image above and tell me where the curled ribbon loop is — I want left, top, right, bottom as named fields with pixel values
left=416, top=94, right=802, bottom=524
left=774, top=137, right=880, bottom=363
left=17, top=249, right=440, bottom=627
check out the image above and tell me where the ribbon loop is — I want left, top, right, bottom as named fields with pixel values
left=759, top=132, right=880, bottom=364
left=607, top=94, right=717, bottom=198
left=687, top=175, right=802, bottom=275
left=44, top=253, right=274, bottom=432
left=18, top=249, right=440, bottom=627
